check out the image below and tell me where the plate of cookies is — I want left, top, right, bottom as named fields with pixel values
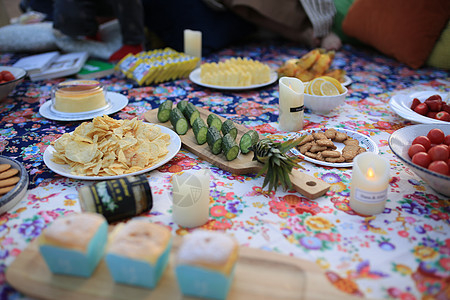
left=0, top=156, right=29, bottom=214
left=291, top=128, right=379, bottom=167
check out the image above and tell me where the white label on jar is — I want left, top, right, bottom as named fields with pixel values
left=354, top=188, right=387, bottom=203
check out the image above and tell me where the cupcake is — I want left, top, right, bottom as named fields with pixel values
left=38, top=212, right=108, bottom=277
left=104, top=220, right=172, bottom=289
left=175, top=230, right=239, bottom=300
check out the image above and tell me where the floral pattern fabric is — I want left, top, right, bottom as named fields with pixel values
left=0, top=41, right=449, bottom=300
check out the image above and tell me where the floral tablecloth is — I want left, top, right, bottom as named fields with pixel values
left=1, top=42, right=449, bottom=300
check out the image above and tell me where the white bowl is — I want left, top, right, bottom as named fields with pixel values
left=304, top=86, right=348, bottom=114
left=388, top=124, right=450, bottom=197
left=0, top=66, right=27, bottom=100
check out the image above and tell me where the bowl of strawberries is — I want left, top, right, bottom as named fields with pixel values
left=0, top=66, right=27, bottom=101
left=389, top=125, right=450, bottom=197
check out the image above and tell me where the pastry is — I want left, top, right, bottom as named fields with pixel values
left=38, top=212, right=108, bottom=277
left=105, top=220, right=172, bottom=289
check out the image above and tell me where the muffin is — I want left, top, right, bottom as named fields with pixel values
left=104, top=220, right=172, bottom=289
left=175, top=230, right=239, bottom=300
left=38, top=212, right=108, bottom=277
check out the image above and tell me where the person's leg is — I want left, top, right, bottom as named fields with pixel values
left=53, top=0, right=100, bottom=37
left=142, top=0, right=255, bottom=55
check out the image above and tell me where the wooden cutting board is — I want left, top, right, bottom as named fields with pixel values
left=144, top=107, right=330, bottom=199
left=6, top=237, right=359, bottom=300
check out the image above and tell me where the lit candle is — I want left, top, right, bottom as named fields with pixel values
left=350, top=152, right=390, bottom=215
left=184, top=29, right=202, bottom=67
left=278, top=77, right=304, bottom=132
left=172, top=169, right=210, bottom=228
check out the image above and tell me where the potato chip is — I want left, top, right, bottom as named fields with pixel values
left=51, top=115, right=171, bottom=176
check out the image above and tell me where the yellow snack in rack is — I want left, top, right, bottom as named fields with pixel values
left=200, top=57, right=271, bottom=87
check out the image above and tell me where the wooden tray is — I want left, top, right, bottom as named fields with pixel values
left=6, top=237, right=358, bottom=300
left=144, top=107, right=330, bottom=199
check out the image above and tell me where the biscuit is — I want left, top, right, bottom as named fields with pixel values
left=316, top=139, right=337, bottom=149
left=321, top=150, right=341, bottom=158
left=298, top=142, right=313, bottom=154
left=343, top=139, right=359, bottom=146
left=305, top=152, right=318, bottom=159
left=325, top=156, right=346, bottom=163
left=0, top=185, right=15, bottom=195
left=310, top=144, right=328, bottom=153
left=0, top=176, right=20, bottom=188
left=334, top=132, right=348, bottom=142
left=312, top=132, right=328, bottom=140
left=298, top=134, right=314, bottom=146
left=324, top=128, right=337, bottom=139
left=0, top=164, right=11, bottom=173
left=0, top=168, right=19, bottom=180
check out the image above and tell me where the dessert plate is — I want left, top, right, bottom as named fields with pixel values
left=43, top=124, right=181, bottom=180
left=389, top=90, right=448, bottom=124
left=189, top=68, right=278, bottom=90
left=290, top=128, right=379, bottom=168
left=39, top=92, right=129, bottom=121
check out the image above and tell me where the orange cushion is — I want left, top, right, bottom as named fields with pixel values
left=342, top=0, right=450, bottom=69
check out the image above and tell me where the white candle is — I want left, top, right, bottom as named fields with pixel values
left=278, top=77, right=304, bottom=132
left=350, top=152, right=390, bottom=215
left=184, top=29, right=202, bottom=67
left=172, top=169, right=210, bottom=228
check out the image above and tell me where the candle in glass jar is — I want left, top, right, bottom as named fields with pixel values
left=184, top=29, right=202, bottom=67
left=278, top=77, right=304, bottom=132
left=172, top=169, right=210, bottom=228
left=350, top=152, right=390, bottom=215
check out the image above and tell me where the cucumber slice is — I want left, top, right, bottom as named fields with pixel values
left=207, top=126, right=223, bottom=155
left=207, top=114, right=222, bottom=131
left=192, top=117, right=208, bottom=145
left=183, top=102, right=200, bottom=126
left=221, top=119, right=237, bottom=140
left=169, top=107, right=189, bottom=135
left=176, top=100, right=189, bottom=113
left=222, top=133, right=239, bottom=161
left=239, top=130, right=259, bottom=154
left=157, top=100, right=173, bottom=122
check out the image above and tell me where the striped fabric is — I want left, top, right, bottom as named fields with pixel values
left=299, top=0, right=336, bottom=37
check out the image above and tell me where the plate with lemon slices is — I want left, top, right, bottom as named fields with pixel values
left=303, top=76, right=348, bottom=114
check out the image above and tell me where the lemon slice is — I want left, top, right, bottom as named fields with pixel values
left=320, top=81, right=340, bottom=96
left=320, top=76, right=344, bottom=93
left=309, top=78, right=326, bottom=96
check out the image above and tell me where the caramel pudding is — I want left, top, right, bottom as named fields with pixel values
left=53, top=80, right=107, bottom=113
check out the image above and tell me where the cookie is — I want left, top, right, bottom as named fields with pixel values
left=0, top=185, right=15, bottom=195
left=0, top=168, right=19, bottom=180
left=0, top=164, right=11, bottom=173
left=0, top=176, right=20, bottom=188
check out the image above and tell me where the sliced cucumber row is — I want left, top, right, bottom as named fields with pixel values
left=183, top=102, right=200, bottom=126
left=192, top=117, right=208, bottom=145
left=207, top=113, right=222, bottom=132
left=239, top=130, right=259, bottom=154
left=207, top=126, right=223, bottom=155
left=222, top=133, right=239, bottom=161
left=221, top=119, right=237, bottom=140
left=169, top=107, right=189, bottom=135
left=157, top=100, right=173, bottom=122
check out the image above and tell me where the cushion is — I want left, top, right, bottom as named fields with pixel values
left=342, top=0, right=450, bottom=69
left=332, top=0, right=359, bottom=45
left=0, top=22, right=58, bottom=52
left=427, top=21, right=450, bottom=70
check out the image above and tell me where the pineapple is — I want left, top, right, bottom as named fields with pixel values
left=250, top=136, right=305, bottom=193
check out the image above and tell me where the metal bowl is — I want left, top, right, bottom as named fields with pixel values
left=0, top=156, right=29, bottom=214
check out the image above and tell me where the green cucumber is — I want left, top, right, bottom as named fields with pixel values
left=169, top=107, right=189, bottom=135
left=221, top=119, right=237, bottom=140
left=239, top=130, right=259, bottom=154
left=192, top=117, right=208, bottom=145
left=183, top=102, right=200, bottom=126
left=222, top=133, right=239, bottom=161
left=157, top=100, right=173, bottom=122
left=207, top=114, right=222, bottom=131
left=207, top=126, right=223, bottom=155
left=176, top=100, right=189, bottom=113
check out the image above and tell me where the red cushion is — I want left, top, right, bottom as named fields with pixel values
left=342, top=0, right=450, bottom=69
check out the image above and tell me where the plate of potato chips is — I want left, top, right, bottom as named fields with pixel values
left=43, top=115, right=181, bottom=180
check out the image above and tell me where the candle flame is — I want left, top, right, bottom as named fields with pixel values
left=367, top=167, right=375, bottom=179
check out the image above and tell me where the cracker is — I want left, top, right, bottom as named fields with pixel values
left=321, top=150, right=341, bottom=158
left=324, top=128, right=337, bottom=139
left=334, top=131, right=348, bottom=142
left=0, top=176, right=20, bottom=188
left=298, top=134, right=314, bottom=146
left=343, top=139, right=359, bottom=146
left=0, top=164, right=11, bottom=173
left=312, top=132, right=328, bottom=140
left=316, top=139, right=336, bottom=149
left=0, top=168, right=19, bottom=180
left=0, top=185, right=15, bottom=195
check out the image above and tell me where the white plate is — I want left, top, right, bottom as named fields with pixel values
left=290, top=128, right=379, bottom=168
left=189, top=68, right=278, bottom=90
left=389, top=90, right=448, bottom=124
left=39, top=92, right=129, bottom=121
left=43, top=124, right=181, bottom=180
left=341, top=75, right=352, bottom=86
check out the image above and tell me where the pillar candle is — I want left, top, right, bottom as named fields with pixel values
left=350, top=152, right=390, bottom=215
left=172, top=169, right=210, bottom=228
left=278, top=77, right=304, bottom=132
left=184, top=29, right=202, bottom=67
